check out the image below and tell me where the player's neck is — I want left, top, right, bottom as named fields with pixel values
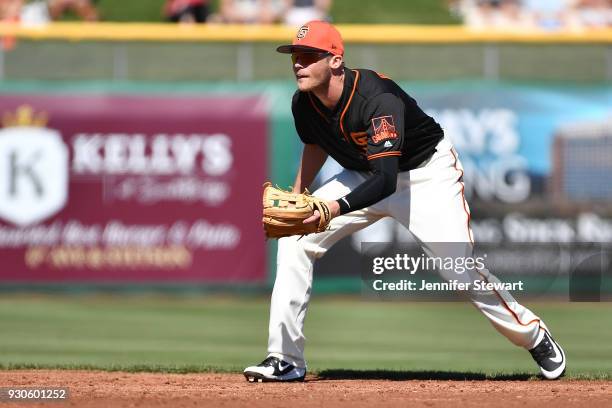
left=312, top=71, right=345, bottom=110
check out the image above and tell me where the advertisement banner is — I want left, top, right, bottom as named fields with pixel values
left=0, top=94, right=268, bottom=283
left=312, top=83, right=612, bottom=282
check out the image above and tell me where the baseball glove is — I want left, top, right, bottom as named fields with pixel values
left=262, top=182, right=332, bottom=238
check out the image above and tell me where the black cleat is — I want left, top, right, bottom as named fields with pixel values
left=529, top=330, right=566, bottom=380
left=243, top=357, right=306, bottom=383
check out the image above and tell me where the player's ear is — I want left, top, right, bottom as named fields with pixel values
left=329, top=54, right=343, bottom=69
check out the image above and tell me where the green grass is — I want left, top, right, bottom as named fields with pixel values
left=0, top=295, right=610, bottom=379
left=89, top=0, right=168, bottom=23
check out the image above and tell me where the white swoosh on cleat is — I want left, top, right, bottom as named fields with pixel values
left=278, top=362, right=290, bottom=371
left=550, top=341, right=563, bottom=364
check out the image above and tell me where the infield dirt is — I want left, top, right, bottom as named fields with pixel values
left=1, top=370, right=610, bottom=408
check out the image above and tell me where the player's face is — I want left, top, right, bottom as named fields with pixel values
left=291, top=52, right=333, bottom=91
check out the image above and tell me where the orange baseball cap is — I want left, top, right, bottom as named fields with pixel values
left=276, top=20, right=344, bottom=56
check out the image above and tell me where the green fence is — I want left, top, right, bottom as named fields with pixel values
left=2, top=40, right=611, bottom=82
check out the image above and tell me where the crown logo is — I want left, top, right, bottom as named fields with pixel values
left=2, top=105, right=49, bottom=128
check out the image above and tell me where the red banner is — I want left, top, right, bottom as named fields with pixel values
left=0, top=94, right=268, bottom=283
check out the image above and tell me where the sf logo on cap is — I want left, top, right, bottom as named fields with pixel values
left=296, top=25, right=309, bottom=40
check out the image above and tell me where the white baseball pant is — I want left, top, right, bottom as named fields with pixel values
left=267, top=137, right=546, bottom=369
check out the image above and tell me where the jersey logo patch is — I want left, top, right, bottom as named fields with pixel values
left=371, top=115, right=398, bottom=143
left=384, top=140, right=393, bottom=148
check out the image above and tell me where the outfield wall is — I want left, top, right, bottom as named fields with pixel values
left=0, top=23, right=610, bottom=82
left=0, top=80, right=610, bottom=292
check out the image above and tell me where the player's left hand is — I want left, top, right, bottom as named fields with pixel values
left=303, top=200, right=340, bottom=224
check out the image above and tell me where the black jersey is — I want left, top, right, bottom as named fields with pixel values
left=292, top=68, right=443, bottom=172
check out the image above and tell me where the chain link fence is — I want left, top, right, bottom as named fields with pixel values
left=1, top=40, right=610, bottom=82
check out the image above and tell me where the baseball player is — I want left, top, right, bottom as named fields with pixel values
left=244, top=20, right=566, bottom=382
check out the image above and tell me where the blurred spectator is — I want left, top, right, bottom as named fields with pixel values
left=462, top=0, right=532, bottom=29
left=0, top=0, right=22, bottom=21
left=462, top=0, right=496, bottom=28
left=164, top=0, right=209, bottom=23
left=282, top=0, right=331, bottom=26
left=0, top=0, right=22, bottom=50
left=211, top=0, right=284, bottom=24
left=522, top=0, right=572, bottom=30
left=21, top=1, right=51, bottom=25
left=499, top=0, right=535, bottom=28
left=569, top=0, right=612, bottom=28
left=47, top=0, right=98, bottom=21
left=457, top=0, right=612, bottom=29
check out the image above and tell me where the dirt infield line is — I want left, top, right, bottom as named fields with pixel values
left=0, top=370, right=610, bottom=408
